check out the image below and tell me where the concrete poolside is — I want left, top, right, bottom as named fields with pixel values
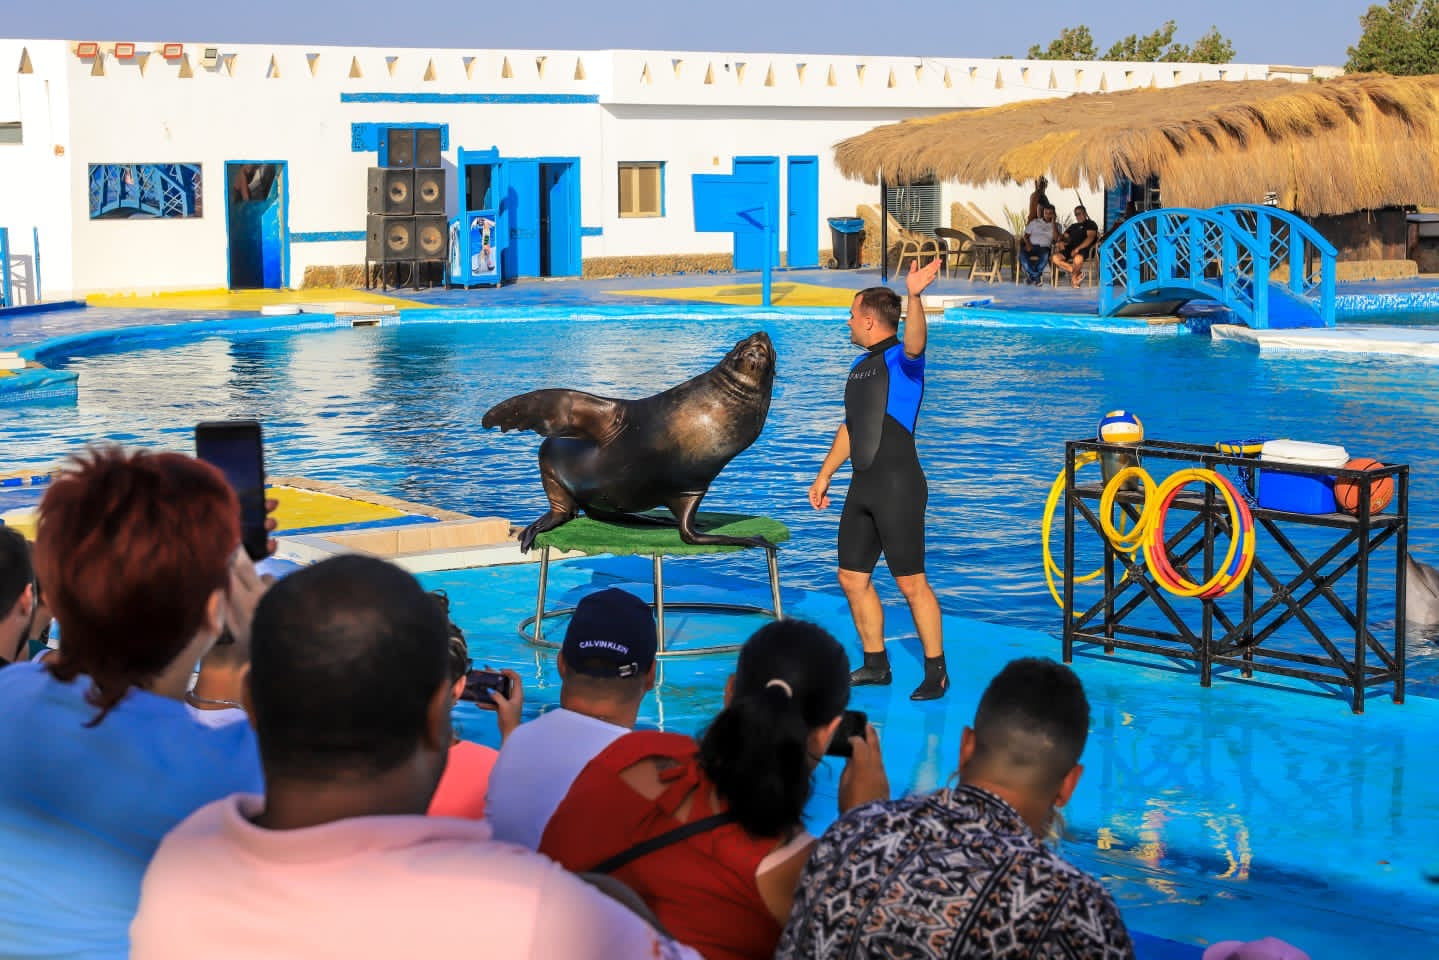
left=8, top=264, right=1439, bottom=355
left=0, top=266, right=1120, bottom=349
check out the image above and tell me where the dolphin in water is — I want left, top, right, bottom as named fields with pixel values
left=1406, top=553, right=1439, bottom=627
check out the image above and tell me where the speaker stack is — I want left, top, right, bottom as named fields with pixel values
left=366, top=127, right=446, bottom=288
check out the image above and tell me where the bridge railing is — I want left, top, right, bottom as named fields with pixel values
left=1212, top=204, right=1336, bottom=327
left=1100, top=208, right=1263, bottom=324
left=1099, top=205, right=1337, bottom=329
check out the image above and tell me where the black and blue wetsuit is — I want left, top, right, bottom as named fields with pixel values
left=839, top=335, right=927, bottom=576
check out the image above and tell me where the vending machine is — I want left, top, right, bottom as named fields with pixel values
left=447, top=210, right=501, bottom=288
left=449, top=147, right=505, bottom=288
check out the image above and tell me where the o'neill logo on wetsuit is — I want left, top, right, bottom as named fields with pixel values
left=849, top=369, right=878, bottom=381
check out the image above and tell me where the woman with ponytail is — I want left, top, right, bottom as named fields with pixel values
left=540, top=619, right=891, bottom=960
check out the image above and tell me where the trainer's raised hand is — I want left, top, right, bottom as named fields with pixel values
left=905, top=256, right=942, bottom=298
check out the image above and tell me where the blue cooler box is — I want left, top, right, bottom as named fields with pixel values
left=1257, top=440, right=1349, bottom=514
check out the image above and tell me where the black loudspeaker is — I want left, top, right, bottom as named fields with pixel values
left=413, top=168, right=445, bottom=214
left=415, top=215, right=448, bottom=260
left=381, top=127, right=414, bottom=168
left=367, top=215, right=415, bottom=260
left=415, top=127, right=442, bottom=168
left=367, top=168, right=413, bottom=215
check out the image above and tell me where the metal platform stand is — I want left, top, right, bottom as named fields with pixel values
left=365, top=258, right=445, bottom=291
left=519, top=541, right=784, bottom=657
left=1060, top=439, right=1408, bottom=712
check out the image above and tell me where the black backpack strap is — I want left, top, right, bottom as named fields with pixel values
left=589, top=812, right=735, bottom=875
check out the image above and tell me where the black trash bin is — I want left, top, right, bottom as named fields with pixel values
left=828, top=217, right=866, bottom=269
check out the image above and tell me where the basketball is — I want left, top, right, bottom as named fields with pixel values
left=1334, top=457, right=1394, bottom=515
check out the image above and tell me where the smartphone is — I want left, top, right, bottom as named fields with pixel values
left=826, top=709, right=869, bottom=758
left=460, top=668, right=513, bottom=707
left=195, top=419, right=268, bottom=561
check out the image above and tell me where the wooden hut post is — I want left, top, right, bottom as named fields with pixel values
left=879, top=165, right=888, bottom=282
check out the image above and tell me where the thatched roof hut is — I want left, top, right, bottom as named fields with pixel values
left=834, top=73, right=1439, bottom=217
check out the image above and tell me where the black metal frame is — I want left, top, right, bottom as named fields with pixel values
left=519, top=543, right=785, bottom=657
left=1060, top=438, right=1408, bottom=712
left=364, top=258, right=446, bottom=291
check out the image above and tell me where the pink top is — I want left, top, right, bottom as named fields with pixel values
left=131, top=794, right=701, bottom=960
left=428, top=740, right=498, bottom=819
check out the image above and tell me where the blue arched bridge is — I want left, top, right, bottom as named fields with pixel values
left=1098, top=205, right=1337, bottom=329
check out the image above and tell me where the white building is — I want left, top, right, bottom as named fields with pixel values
left=0, top=38, right=1326, bottom=301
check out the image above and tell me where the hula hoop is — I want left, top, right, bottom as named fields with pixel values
left=1042, top=452, right=1104, bottom=612
left=1042, top=457, right=1257, bottom=611
left=1143, top=469, right=1255, bottom=598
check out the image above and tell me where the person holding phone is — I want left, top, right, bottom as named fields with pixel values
left=184, top=554, right=271, bottom=729
left=0, top=446, right=266, bottom=959
left=776, top=658, right=1134, bottom=960
left=539, top=619, right=891, bottom=960
left=428, top=592, right=522, bottom=820
left=485, top=587, right=658, bottom=849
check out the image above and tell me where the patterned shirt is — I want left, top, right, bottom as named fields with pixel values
left=776, top=784, right=1134, bottom=960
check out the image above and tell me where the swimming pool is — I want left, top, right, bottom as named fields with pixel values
left=5, top=306, right=1439, bottom=956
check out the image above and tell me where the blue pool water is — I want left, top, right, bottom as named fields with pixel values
left=5, top=307, right=1439, bottom=956
left=12, top=310, right=1439, bottom=680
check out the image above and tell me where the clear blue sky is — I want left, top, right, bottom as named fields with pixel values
left=9, top=0, right=1375, bottom=68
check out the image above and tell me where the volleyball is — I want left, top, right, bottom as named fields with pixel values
left=1334, top=457, right=1394, bottom=515
left=1098, top=410, right=1144, bottom=444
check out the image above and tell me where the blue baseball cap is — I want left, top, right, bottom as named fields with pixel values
left=561, top=588, right=657, bottom=678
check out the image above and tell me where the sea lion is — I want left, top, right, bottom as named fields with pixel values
left=483, top=331, right=777, bottom=552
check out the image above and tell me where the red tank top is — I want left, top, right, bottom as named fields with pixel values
left=539, top=730, right=784, bottom=960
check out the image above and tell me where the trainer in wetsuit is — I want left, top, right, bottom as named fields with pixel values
left=808, top=258, right=948, bottom=700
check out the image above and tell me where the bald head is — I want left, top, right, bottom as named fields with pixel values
left=962, top=658, right=1089, bottom=795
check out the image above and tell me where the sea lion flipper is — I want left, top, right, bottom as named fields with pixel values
left=482, top=389, right=622, bottom=442
left=669, top=494, right=775, bottom=550
left=517, top=461, right=581, bottom=553
left=518, top=512, right=573, bottom=553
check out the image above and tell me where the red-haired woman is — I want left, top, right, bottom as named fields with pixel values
left=0, top=445, right=268, bottom=958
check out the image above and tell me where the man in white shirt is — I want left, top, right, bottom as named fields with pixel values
left=131, top=556, right=694, bottom=960
left=486, top=587, right=657, bottom=849
left=1020, top=204, right=1059, bottom=285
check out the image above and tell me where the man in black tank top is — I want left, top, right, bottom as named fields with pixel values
left=807, top=259, right=948, bottom=700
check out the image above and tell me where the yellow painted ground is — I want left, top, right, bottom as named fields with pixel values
left=0, top=485, right=414, bottom=541
left=269, top=486, right=411, bottom=530
left=0, top=510, right=36, bottom=539
left=86, top=288, right=421, bottom=312
left=617, top=281, right=856, bottom=307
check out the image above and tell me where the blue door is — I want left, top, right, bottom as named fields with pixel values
left=732, top=156, right=779, bottom=272
left=225, top=161, right=288, bottom=289
left=540, top=159, right=580, bottom=277
left=786, top=156, right=819, bottom=269
left=505, top=158, right=541, bottom=278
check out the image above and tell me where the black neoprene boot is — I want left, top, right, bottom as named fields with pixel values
left=910, top=654, right=950, bottom=701
left=849, top=650, right=892, bottom=686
